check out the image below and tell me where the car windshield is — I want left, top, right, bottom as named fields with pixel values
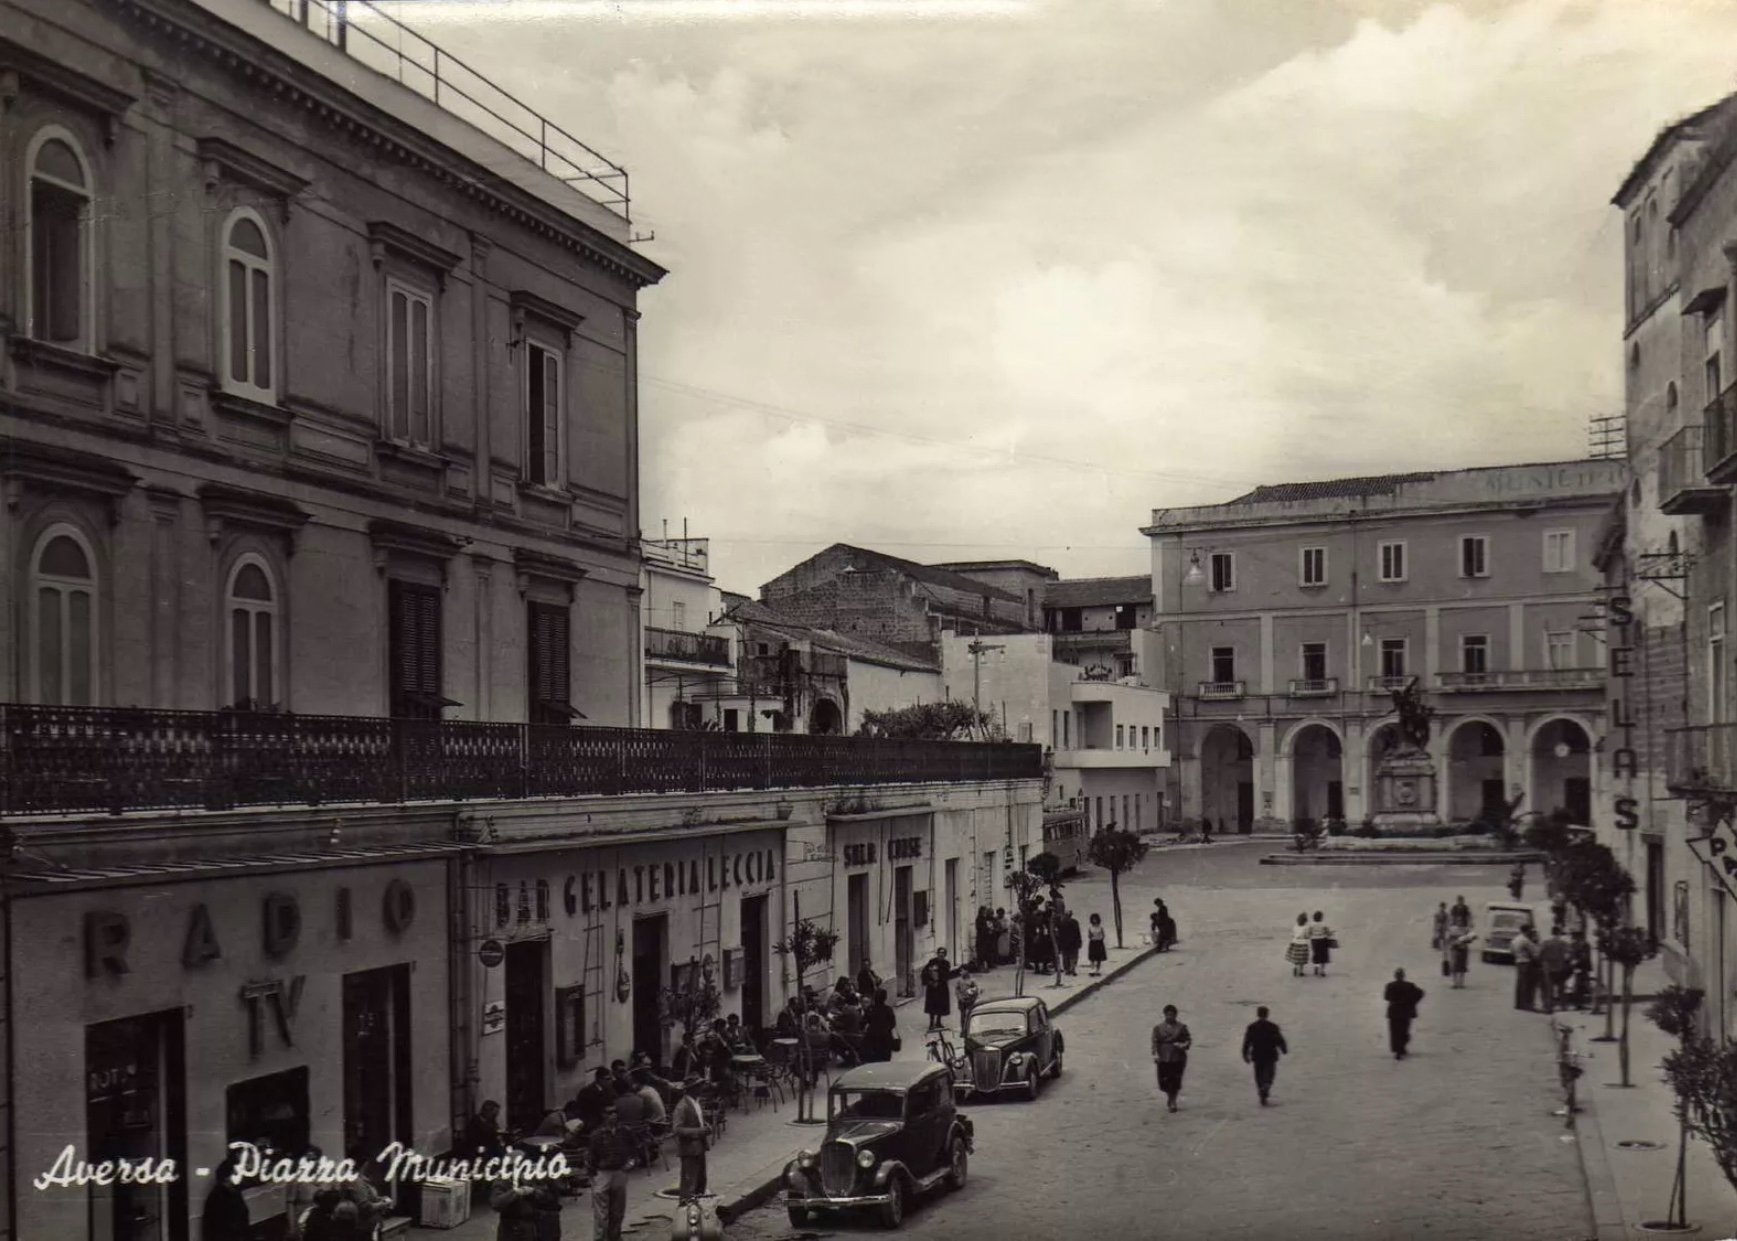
left=1491, top=913, right=1525, bottom=929
left=830, top=1090, right=905, bottom=1121
left=968, top=1012, right=1027, bottom=1038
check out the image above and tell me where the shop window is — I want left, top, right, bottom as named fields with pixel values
left=28, top=129, right=92, bottom=348
left=30, top=524, right=98, bottom=706
left=227, top=1067, right=311, bottom=1158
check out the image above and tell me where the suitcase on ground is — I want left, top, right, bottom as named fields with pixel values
left=669, top=1194, right=723, bottom=1241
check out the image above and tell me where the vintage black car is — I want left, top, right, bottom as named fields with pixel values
left=953, top=995, right=1064, bottom=1101
left=783, top=1061, right=974, bottom=1229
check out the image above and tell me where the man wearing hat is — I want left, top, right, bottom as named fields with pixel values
left=584, top=1100, right=637, bottom=1241
left=671, top=1076, right=710, bottom=1200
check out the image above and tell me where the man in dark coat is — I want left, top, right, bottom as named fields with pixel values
left=1384, top=968, right=1425, bottom=1060
left=862, top=987, right=898, bottom=1062
left=921, top=949, right=951, bottom=1031
left=1056, top=912, right=1083, bottom=976
left=1241, top=1006, right=1289, bottom=1105
left=570, top=1066, right=616, bottom=1129
left=201, top=1154, right=251, bottom=1241
left=671, top=1077, right=710, bottom=1199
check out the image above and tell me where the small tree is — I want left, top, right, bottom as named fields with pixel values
left=856, top=701, right=1000, bottom=741
left=1649, top=985, right=1706, bottom=1231
left=1086, top=826, right=1150, bottom=949
left=1662, top=1022, right=1737, bottom=1226
left=773, top=918, right=840, bottom=1123
left=1606, top=925, right=1660, bottom=1087
left=1004, top=869, right=1043, bottom=998
left=1026, top=852, right=1067, bottom=989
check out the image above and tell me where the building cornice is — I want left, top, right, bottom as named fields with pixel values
left=0, top=33, right=137, bottom=142
left=1143, top=494, right=1621, bottom=537
left=109, top=0, right=666, bottom=289
left=197, top=136, right=309, bottom=220
left=368, top=220, right=463, bottom=287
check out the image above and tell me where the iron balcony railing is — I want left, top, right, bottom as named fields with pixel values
left=1436, top=669, right=1604, bottom=691
left=0, top=705, right=1042, bottom=817
left=1666, top=724, right=1737, bottom=794
left=1365, top=675, right=1411, bottom=693
left=264, top=0, right=631, bottom=219
left=1706, top=384, right=1737, bottom=484
left=1198, top=681, right=1245, bottom=700
left=645, top=627, right=731, bottom=667
left=1659, top=424, right=1727, bottom=514
left=1287, top=677, right=1339, bottom=697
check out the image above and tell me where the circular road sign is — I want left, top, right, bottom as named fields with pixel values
left=478, top=939, right=505, bottom=968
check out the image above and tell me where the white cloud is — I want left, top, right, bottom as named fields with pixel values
left=415, top=0, right=1737, bottom=593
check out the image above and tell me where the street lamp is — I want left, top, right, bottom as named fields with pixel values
left=1183, top=551, right=1206, bottom=587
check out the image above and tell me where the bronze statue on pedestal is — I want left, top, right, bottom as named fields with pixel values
left=1388, top=676, right=1435, bottom=753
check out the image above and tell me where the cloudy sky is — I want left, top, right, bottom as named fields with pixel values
left=404, top=0, right=1737, bottom=596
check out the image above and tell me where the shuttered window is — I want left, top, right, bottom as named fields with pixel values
left=528, top=601, right=572, bottom=724
left=389, top=581, right=443, bottom=719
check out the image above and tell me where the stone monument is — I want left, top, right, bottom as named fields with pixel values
left=1372, top=677, right=1440, bottom=831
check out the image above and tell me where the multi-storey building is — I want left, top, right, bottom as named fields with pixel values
left=760, top=544, right=1037, bottom=661
left=928, top=558, right=1055, bottom=629
left=1144, top=462, right=1623, bottom=833
left=938, top=633, right=1171, bottom=837
left=1623, top=93, right=1737, bottom=1039
left=0, top=3, right=1045, bottom=1239
left=1040, top=575, right=1158, bottom=681
left=642, top=534, right=734, bottom=728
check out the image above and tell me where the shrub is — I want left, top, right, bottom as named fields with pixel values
left=1350, top=823, right=1382, bottom=839
left=1326, top=818, right=1348, bottom=837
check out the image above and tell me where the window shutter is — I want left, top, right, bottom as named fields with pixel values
left=528, top=602, right=572, bottom=721
left=542, top=352, right=560, bottom=486
left=390, top=582, right=442, bottom=716
left=414, top=586, right=440, bottom=698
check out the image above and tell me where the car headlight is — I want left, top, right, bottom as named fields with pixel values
left=857, top=1149, right=877, bottom=1169
left=799, top=1151, right=815, bottom=1169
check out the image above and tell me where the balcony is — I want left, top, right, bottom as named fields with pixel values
left=1365, top=675, right=1412, bottom=693
left=1198, top=681, right=1245, bottom=700
left=1667, top=724, right=1737, bottom=793
left=0, top=705, right=1043, bottom=817
left=1659, top=425, right=1727, bottom=515
left=261, top=0, right=630, bottom=220
left=645, top=627, right=731, bottom=667
left=1706, top=384, right=1737, bottom=484
left=1435, top=669, right=1604, bottom=692
left=1052, top=746, right=1170, bottom=771
left=1287, top=677, right=1339, bottom=698
left=1052, top=630, right=1133, bottom=655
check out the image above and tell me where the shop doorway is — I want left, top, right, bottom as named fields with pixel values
left=847, top=873, right=871, bottom=980
left=343, top=965, right=412, bottom=1166
left=741, top=895, right=768, bottom=1031
left=86, top=1010, right=187, bottom=1241
left=632, top=915, right=669, bottom=1060
left=1646, top=840, right=1666, bottom=942
left=503, top=941, right=548, bottom=1132
left=894, top=866, right=914, bottom=998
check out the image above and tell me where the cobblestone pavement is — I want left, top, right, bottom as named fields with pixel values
left=725, top=849, right=1593, bottom=1241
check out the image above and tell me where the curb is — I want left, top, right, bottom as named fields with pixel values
left=1260, top=852, right=1543, bottom=866
left=708, top=941, right=1161, bottom=1224
left=1559, top=1020, right=1629, bottom=1241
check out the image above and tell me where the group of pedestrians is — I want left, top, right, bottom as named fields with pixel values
left=1147, top=1003, right=1292, bottom=1110
left=1431, top=896, right=1478, bottom=988
left=1509, top=922, right=1593, bottom=1013
left=1284, top=910, right=1335, bottom=977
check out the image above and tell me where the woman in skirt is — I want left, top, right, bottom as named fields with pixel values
left=1286, top=912, right=1311, bottom=977
left=1087, top=913, right=1108, bottom=976
left=1446, top=926, right=1477, bottom=989
left=1308, top=910, right=1334, bottom=977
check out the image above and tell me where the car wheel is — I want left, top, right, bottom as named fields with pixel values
left=787, top=1206, right=810, bottom=1227
left=946, top=1137, right=969, bottom=1191
left=1025, top=1069, right=1041, bottom=1102
left=1051, top=1048, right=1064, bottom=1079
left=880, top=1176, right=907, bottom=1229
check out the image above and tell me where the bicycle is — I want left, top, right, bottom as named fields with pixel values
left=927, top=1027, right=962, bottom=1070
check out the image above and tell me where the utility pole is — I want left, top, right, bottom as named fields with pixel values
left=968, top=639, right=1005, bottom=737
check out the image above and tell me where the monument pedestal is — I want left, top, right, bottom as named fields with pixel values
left=1372, top=748, right=1440, bottom=831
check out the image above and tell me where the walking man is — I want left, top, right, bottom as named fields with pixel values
left=1539, top=926, right=1568, bottom=1014
left=1057, top=910, right=1083, bottom=976
left=671, top=1077, right=709, bottom=1200
left=1512, top=924, right=1541, bottom=1011
left=1151, top=1004, right=1193, bottom=1112
left=1383, top=968, right=1425, bottom=1060
left=585, top=1102, right=636, bottom=1241
left=1241, top=1006, right=1288, bottom=1105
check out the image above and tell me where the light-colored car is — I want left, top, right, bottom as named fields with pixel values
left=1481, top=902, right=1539, bottom=963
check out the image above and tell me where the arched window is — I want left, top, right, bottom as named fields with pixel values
left=221, top=209, right=276, bottom=400
left=26, top=129, right=92, bottom=348
left=29, top=526, right=97, bottom=705
left=225, top=556, right=279, bottom=708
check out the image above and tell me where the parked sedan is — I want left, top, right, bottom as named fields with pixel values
left=952, top=995, right=1063, bottom=1102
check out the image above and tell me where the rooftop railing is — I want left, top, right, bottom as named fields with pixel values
left=645, top=627, right=731, bottom=667
left=264, top=0, right=630, bottom=219
left=0, top=705, right=1040, bottom=817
